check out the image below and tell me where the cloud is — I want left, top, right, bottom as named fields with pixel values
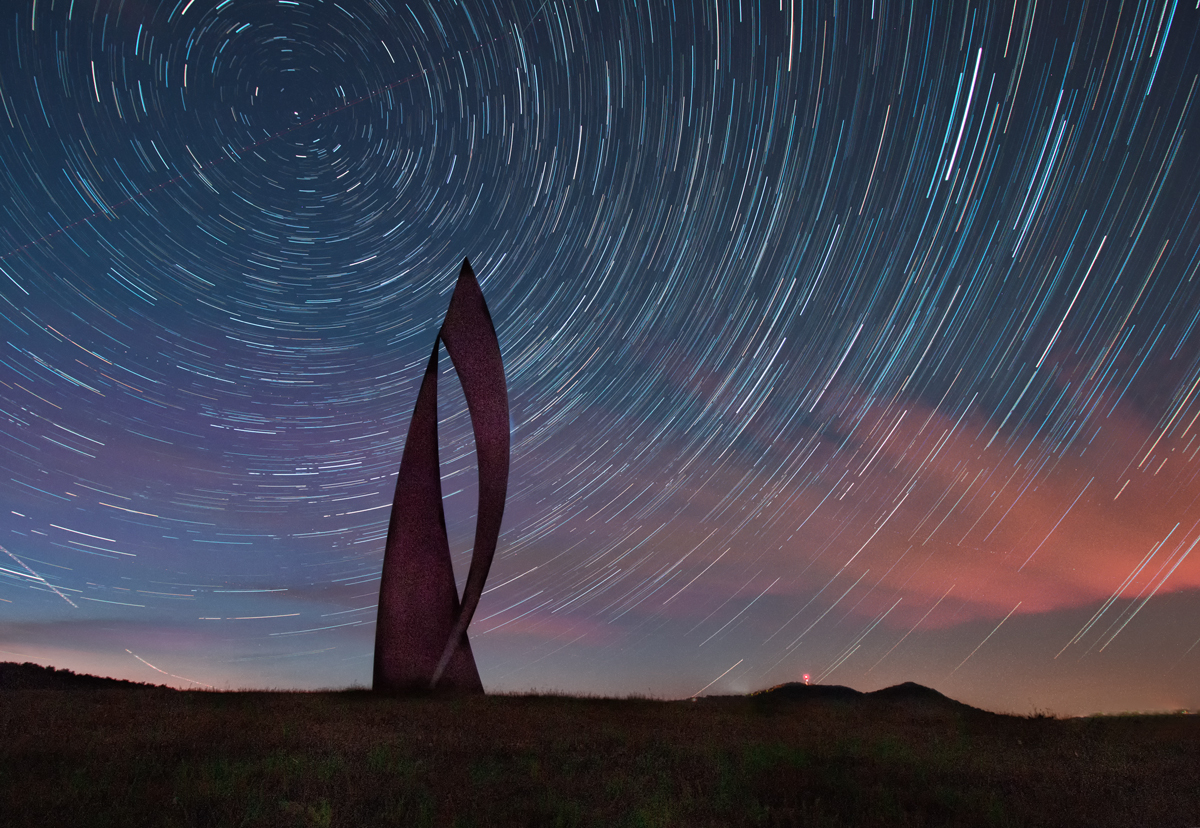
left=501, top=353, right=1200, bottom=652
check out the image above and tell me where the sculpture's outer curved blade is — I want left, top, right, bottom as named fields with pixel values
left=431, top=258, right=510, bottom=685
left=373, top=343, right=483, bottom=693
left=373, top=257, right=507, bottom=693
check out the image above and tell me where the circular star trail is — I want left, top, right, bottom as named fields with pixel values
left=1, top=0, right=1199, bottom=714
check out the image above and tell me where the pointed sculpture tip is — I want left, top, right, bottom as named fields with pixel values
left=457, top=257, right=478, bottom=288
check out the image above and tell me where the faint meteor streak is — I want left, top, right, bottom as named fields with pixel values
left=700, top=577, right=780, bottom=646
left=690, top=658, right=743, bottom=698
left=1019, top=478, right=1093, bottom=571
left=817, top=597, right=902, bottom=683
left=953, top=602, right=1021, bottom=674
left=868, top=585, right=955, bottom=673
left=125, top=649, right=213, bottom=688
left=1, top=544, right=77, bottom=608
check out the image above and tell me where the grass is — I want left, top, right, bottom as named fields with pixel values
left=1, top=681, right=1198, bottom=827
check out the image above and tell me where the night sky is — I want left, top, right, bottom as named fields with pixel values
left=2, top=0, right=1199, bottom=716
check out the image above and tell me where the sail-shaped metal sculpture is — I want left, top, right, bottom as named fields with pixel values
left=373, top=258, right=509, bottom=693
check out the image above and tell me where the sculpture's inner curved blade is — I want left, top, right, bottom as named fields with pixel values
left=373, top=259, right=508, bottom=693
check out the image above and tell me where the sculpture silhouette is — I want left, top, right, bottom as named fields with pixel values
left=373, top=258, right=509, bottom=693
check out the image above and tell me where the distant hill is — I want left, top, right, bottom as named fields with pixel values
left=0, top=661, right=172, bottom=691
left=746, top=680, right=987, bottom=713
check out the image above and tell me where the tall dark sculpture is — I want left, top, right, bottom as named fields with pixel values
left=373, top=258, right=509, bottom=693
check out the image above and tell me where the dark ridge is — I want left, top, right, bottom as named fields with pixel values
left=868, top=681, right=959, bottom=704
left=748, top=680, right=988, bottom=714
left=0, top=661, right=171, bottom=691
left=867, top=681, right=991, bottom=714
left=749, top=682, right=863, bottom=703
left=1, top=662, right=982, bottom=714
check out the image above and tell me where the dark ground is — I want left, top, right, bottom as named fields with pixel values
left=1, top=662, right=1197, bottom=827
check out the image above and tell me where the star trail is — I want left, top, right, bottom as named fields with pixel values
left=2, top=0, right=1199, bottom=715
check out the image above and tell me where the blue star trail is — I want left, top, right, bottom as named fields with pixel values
left=1, top=0, right=1198, bottom=715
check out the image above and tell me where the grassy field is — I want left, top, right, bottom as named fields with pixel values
left=2, top=668, right=1197, bottom=827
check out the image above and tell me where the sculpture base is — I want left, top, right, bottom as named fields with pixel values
left=372, top=628, right=484, bottom=694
